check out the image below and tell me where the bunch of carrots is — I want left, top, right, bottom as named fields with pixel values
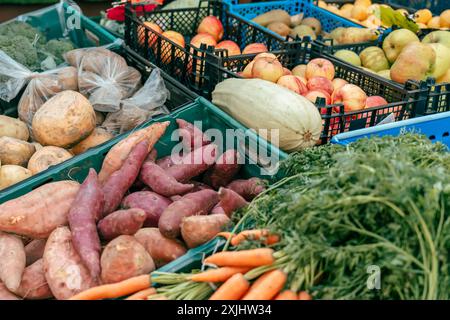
left=69, top=229, right=312, bottom=300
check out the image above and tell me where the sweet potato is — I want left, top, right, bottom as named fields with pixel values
left=211, top=188, right=248, bottom=217
left=25, top=239, right=46, bottom=266
left=203, top=149, right=241, bottom=189
left=134, top=228, right=187, bottom=267
left=190, top=181, right=213, bottom=192
left=181, top=214, right=230, bottom=248
left=0, top=232, right=26, bottom=292
left=165, top=144, right=217, bottom=183
left=121, top=191, right=172, bottom=227
left=0, top=180, right=80, bottom=238
left=98, top=122, right=169, bottom=183
left=158, top=189, right=219, bottom=238
left=98, top=208, right=146, bottom=240
left=139, top=160, right=194, bottom=197
left=103, top=140, right=149, bottom=216
left=0, top=282, right=20, bottom=300
left=170, top=195, right=182, bottom=202
left=44, top=227, right=97, bottom=300
left=156, top=155, right=177, bottom=169
left=146, top=149, right=158, bottom=163
left=16, top=259, right=53, bottom=300
left=176, top=119, right=210, bottom=151
left=100, top=235, right=155, bottom=284
left=226, top=177, right=266, bottom=201
left=68, top=169, right=104, bottom=281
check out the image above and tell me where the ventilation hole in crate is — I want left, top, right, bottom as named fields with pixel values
left=429, top=135, right=436, bottom=140
left=32, top=178, right=54, bottom=190
left=443, top=132, right=449, bottom=137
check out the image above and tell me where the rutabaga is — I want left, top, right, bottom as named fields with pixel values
left=212, top=79, right=322, bottom=152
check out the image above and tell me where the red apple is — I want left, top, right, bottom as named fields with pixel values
left=306, top=76, right=334, bottom=95
left=138, top=22, right=162, bottom=47
left=216, top=40, right=241, bottom=56
left=251, top=57, right=284, bottom=82
left=331, top=84, right=367, bottom=112
left=292, top=64, right=307, bottom=78
left=283, top=68, right=292, bottom=76
left=277, top=75, right=308, bottom=95
left=295, top=75, right=307, bottom=85
left=243, top=43, right=268, bottom=55
left=241, top=60, right=254, bottom=78
left=305, top=89, right=332, bottom=105
left=159, top=31, right=185, bottom=64
left=332, top=78, right=348, bottom=93
left=365, top=96, right=388, bottom=109
left=197, top=16, right=224, bottom=42
left=305, top=58, right=335, bottom=80
left=254, top=52, right=277, bottom=61
left=190, top=33, right=217, bottom=49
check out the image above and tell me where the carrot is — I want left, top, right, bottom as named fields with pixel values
left=204, top=248, right=275, bottom=267
left=216, top=232, right=233, bottom=241
left=274, top=290, right=298, bottom=300
left=189, top=267, right=252, bottom=283
left=298, top=291, right=313, bottom=300
left=125, top=287, right=156, bottom=300
left=209, top=273, right=249, bottom=300
left=241, top=269, right=287, bottom=300
left=69, top=274, right=151, bottom=300
left=230, top=229, right=280, bottom=246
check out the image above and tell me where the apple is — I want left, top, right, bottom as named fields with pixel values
left=159, top=31, right=185, bottom=64
left=305, top=90, right=332, bottom=105
left=428, top=43, right=450, bottom=79
left=254, top=52, right=278, bottom=61
left=197, top=16, right=224, bottom=42
left=138, top=22, right=162, bottom=47
left=440, top=9, right=450, bottom=28
left=427, top=16, right=441, bottom=29
left=305, top=58, right=335, bottom=80
left=365, top=96, right=388, bottom=109
left=334, top=49, right=362, bottom=66
left=422, top=31, right=450, bottom=49
left=359, top=46, right=389, bottom=72
left=382, top=29, right=420, bottom=63
left=296, top=75, right=307, bottom=85
left=216, top=40, right=241, bottom=56
left=331, top=84, right=367, bottom=112
left=190, top=33, right=217, bottom=49
left=307, top=76, right=334, bottom=95
left=251, top=57, right=284, bottom=82
left=283, top=68, right=293, bottom=76
left=276, top=75, right=308, bottom=95
left=437, top=68, right=450, bottom=83
left=332, top=78, right=348, bottom=92
left=291, top=64, right=307, bottom=77
left=377, top=69, right=391, bottom=79
left=241, top=61, right=254, bottom=78
left=242, top=43, right=268, bottom=55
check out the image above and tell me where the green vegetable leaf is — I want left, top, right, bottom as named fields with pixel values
left=380, top=6, right=419, bottom=33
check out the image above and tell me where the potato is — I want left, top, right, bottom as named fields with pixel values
left=43, top=227, right=97, bottom=300
left=0, top=232, right=26, bottom=292
left=100, top=235, right=155, bottom=284
left=0, top=165, right=33, bottom=190
left=57, top=66, right=78, bottom=91
left=31, top=142, right=43, bottom=151
left=0, top=115, right=29, bottom=141
left=70, top=128, right=114, bottom=155
left=27, top=146, right=73, bottom=175
left=0, top=136, right=35, bottom=166
left=32, top=90, right=96, bottom=148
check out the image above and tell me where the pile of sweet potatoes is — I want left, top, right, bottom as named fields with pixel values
left=0, top=119, right=266, bottom=300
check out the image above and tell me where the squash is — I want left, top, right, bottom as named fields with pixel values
left=27, top=146, right=73, bottom=175
left=32, top=90, right=96, bottom=148
left=212, top=79, right=322, bottom=152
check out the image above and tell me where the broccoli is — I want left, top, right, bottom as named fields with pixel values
left=0, top=21, right=46, bottom=45
left=44, top=39, right=75, bottom=65
left=0, top=35, right=39, bottom=70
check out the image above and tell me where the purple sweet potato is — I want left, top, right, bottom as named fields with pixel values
left=211, top=188, right=248, bottom=217
left=103, top=140, right=149, bottom=215
left=165, top=144, right=217, bottom=183
left=68, top=169, right=103, bottom=281
left=98, top=208, right=146, bottom=240
left=139, top=161, right=194, bottom=197
left=0, top=282, right=20, bottom=300
left=181, top=214, right=230, bottom=248
left=122, top=191, right=172, bottom=227
left=203, top=149, right=241, bottom=189
left=176, top=119, right=210, bottom=151
left=16, top=259, right=53, bottom=300
left=158, top=189, right=219, bottom=238
left=0, top=232, right=26, bottom=292
left=134, top=228, right=187, bottom=268
left=100, top=235, right=155, bottom=284
left=25, top=239, right=46, bottom=266
left=226, top=177, right=267, bottom=201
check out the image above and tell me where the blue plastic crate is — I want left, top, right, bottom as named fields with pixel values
left=331, top=111, right=450, bottom=148
left=388, top=0, right=447, bottom=15
left=228, top=0, right=362, bottom=37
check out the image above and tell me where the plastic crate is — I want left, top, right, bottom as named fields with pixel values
left=124, top=0, right=299, bottom=96
left=205, top=38, right=431, bottom=144
left=388, top=0, right=447, bottom=15
left=331, top=110, right=450, bottom=148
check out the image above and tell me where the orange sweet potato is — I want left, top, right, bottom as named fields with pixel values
left=121, top=191, right=172, bottom=227
left=181, top=214, right=230, bottom=248
left=25, top=239, right=46, bottom=266
left=0, top=282, right=20, bottom=300
left=203, top=150, right=241, bottom=189
left=176, top=119, right=210, bottom=151
left=0, top=180, right=80, bottom=238
left=98, top=208, right=146, bottom=240
left=16, top=259, right=53, bottom=300
left=226, top=177, right=266, bottom=201
left=0, top=232, right=26, bottom=292
left=211, top=187, right=248, bottom=217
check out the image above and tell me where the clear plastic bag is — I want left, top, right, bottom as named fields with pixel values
left=65, top=47, right=142, bottom=112
left=101, top=68, right=170, bottom=135
left=0, top=50, right=34, bottom=103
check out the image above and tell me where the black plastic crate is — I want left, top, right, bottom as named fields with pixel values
left=205, top=39, right=431, bottom=144
left=124, top=0, right=297, bottom=96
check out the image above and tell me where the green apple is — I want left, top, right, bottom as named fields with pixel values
left=428, top=43, right=450, bottom=79
left=377, top=69, right=391, bottom=79
left=437, top=68, right=450, bottom=83
left=334, top=49, right=361, bottom=66
left=359, top=46, right=390, bottom=72
left=390, top=42, right=435, bottom=84
left=422, top=31, right=450, bottom=49
left=382, top=29, right=420, bottom=64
